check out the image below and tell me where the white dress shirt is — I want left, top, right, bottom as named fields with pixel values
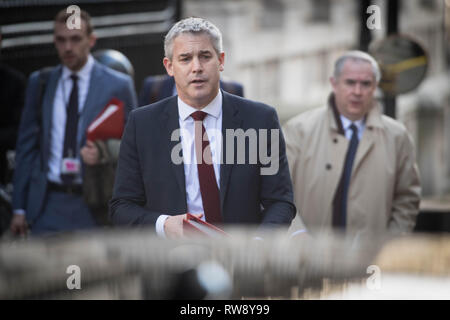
left=47, top=55, right=94, bottom=184
left=156, top=90, right=223, bottom=237
left=340, top=115, right=365, bottom=141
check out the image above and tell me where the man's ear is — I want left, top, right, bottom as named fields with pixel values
left=219, top=52, right=225, bottom=72
left=163, top=57, right=174, bottom=76
left=89, top=32, right=97, bottom=49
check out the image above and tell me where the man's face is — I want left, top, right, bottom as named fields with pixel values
left=54, top=21, right=96, bottom=71
left=330, top=59, right=377, bottom=121
left=163, top=33, right=224, bottom=109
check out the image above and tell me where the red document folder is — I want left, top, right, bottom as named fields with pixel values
left=86, top=98, right=124, bottom=141
left=183, top=213, right=228, bottom=238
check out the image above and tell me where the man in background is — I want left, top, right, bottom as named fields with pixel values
left=10, top=9, right=137, bottom=236
left=284, top=51, right=420, bottom=236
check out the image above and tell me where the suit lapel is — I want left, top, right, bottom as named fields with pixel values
left=80, top=62, right=103, bottom=142
left=160, top=97, right=187, bottom=206
left=42, top=66, right=61, bottom=168
left=220, top=91, right=242, bottom=212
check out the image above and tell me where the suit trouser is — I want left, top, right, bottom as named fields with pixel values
left=31, top=190, right=97, bottom=236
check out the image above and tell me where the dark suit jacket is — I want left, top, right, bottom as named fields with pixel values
left=110, top=91, right=295, bottom=228
left=12, top=61, right=137, bottom=225
left=138, top=75, right=244, bottom=106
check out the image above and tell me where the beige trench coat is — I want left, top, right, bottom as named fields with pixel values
left=283, top=98, right=421, bottom=235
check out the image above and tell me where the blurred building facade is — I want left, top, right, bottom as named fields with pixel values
left=184, top=0, right=450, bottom=197
left=0, top=0, right=448, bottom=196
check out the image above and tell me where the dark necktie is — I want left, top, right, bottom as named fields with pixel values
left=61, top=74, right=79, bottom=185
left=333, top=123, right=359, bottom=229
left=191, top=111, right=222, bottom=224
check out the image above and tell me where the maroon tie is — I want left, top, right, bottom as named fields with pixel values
left=191, top=111, right=222, bottom=224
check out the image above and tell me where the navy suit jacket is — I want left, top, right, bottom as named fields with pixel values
left=12, top=61, right=137, bottom=225
left=138, top=75, right=244, bottom=106
left=110, top=91, right=295, bottom=228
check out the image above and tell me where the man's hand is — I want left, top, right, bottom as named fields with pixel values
left=80, top=140, right=100, bottom=165
left=164, top=213, right=203, bottom=239
left=10, top=214, right=28, bottom=236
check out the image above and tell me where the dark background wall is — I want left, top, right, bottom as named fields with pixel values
left=0, top=0, right=182, bottom=93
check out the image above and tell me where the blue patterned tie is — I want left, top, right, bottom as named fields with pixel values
left=336, top=123, right=359, bottom=228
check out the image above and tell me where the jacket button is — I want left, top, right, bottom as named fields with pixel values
left=326, top=164, right=332, bottom=170
left=333, top=138, right=338, bottom=143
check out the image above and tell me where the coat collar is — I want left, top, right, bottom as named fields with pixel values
left=327, top=93, right=384, bottom=134
left=327, top=94, right=345, bottom=135
left=327, top=93, right=385, bottom=176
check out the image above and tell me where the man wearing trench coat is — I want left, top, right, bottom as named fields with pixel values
left=283, top=51, right=421, bottom=236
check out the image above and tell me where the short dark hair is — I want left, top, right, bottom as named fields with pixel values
left=54, top=8, right=93, bottom=35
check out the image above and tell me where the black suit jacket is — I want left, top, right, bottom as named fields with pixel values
left=110, top=91, right=295, bottom=227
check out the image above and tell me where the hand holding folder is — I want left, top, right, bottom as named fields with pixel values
left=86, top=98, right=124, bottom=141
left=183, top=213, right=228, bottom=238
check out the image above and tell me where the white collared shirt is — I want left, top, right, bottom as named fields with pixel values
left=47, top=55, right=94, bottom=184
left=156, top=90, right=223, bottom=237
left=340, top=115, right=365, bottom=141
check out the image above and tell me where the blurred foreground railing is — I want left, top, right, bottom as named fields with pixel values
left=1, top=228, right=449, bottom=299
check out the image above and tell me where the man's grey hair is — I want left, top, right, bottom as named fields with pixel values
left=164, top=17, right=223, bottom=60
left=333, top=50, right=381, bottom=82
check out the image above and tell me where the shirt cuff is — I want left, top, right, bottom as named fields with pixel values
left=156, top=215, right=170, bottom=238
left=13, top=209, right=26, bottom=215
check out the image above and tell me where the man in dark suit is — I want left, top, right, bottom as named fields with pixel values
left=138, top=74, right=244, bottom=106
left=10, top=9, right=137, bottom=236
left=110, top=17, right=294, bottom=238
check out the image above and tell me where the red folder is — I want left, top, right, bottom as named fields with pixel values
left=86, top=98, right=124, bottom=141
left=183, top=213, right=229, bottom=238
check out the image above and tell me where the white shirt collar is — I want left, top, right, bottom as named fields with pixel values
left=61, top=54, right=94, bottom=82
left=340, top=115, right=365, bottom=132
left=178, top=90, right=222, bottom=121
